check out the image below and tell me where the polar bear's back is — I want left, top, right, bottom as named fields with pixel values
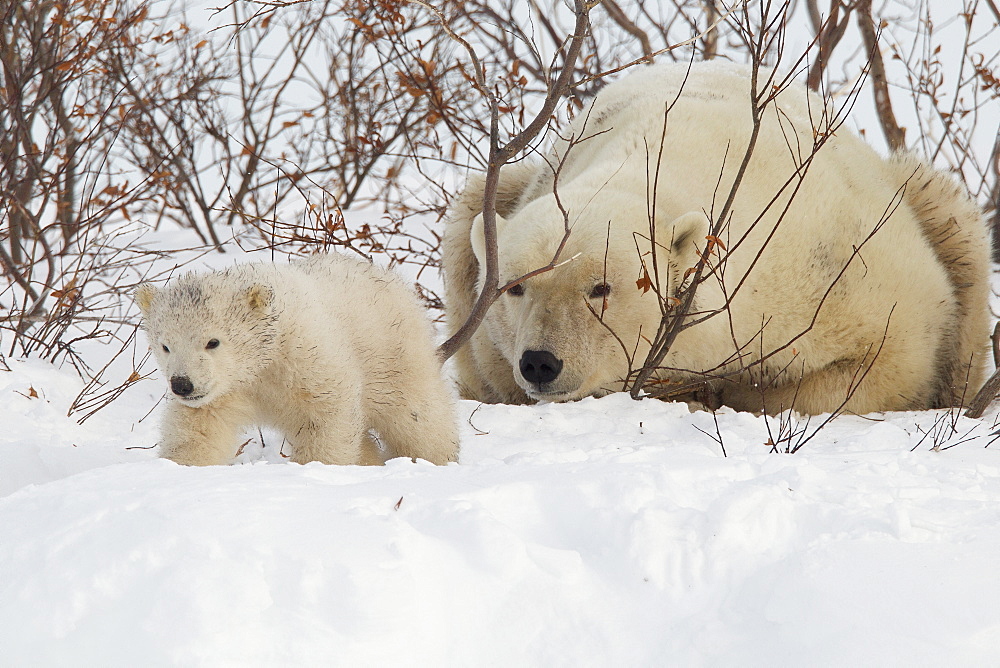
left=554, top=62, right=877, bottom=204
left=551, top=63, right=943, bottom=293
left=545, top=63, right=943, bottom=293
left=247, top=253, right=433, bottom=352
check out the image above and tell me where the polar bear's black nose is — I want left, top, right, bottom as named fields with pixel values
left=520, top=350, right=563, bottom=385
left=171, top=376, right=194, bottom=397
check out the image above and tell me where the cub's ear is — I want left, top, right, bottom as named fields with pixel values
left=244, top=284, right=274, bottom=312
left=470, top=211, right=509, bottom=266
left=134, top=283, right=157, bottom=314
left=664, top=210, right=711, bottom=268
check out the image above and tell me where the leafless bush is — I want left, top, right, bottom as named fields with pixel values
left=113, top=0, right=499, bottom=245
left=0, top=0, right=163, bottom=365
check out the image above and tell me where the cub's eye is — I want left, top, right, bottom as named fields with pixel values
left=206, top=339, right=220, bottom=350
left=507, top=283, right=525, bottom=297
left=161, top=344, right=170, bottom=354
left=590, top=283, right=612, bottom=299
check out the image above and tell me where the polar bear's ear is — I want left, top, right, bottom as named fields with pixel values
left=244, top=284, right=273, bottom=312
left=665, top=211, right=711, bottom=266
left=470, top=211, right=509, bottom=266
left=134, top=283, right=157, bottom=314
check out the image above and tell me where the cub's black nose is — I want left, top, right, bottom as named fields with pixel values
left=171, top=376, right=194, bottom=397
left=519, top=350, right=563, bottom=385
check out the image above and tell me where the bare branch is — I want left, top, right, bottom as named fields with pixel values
left=437, top=0, right=593, bottom=362
left=965, top=322, right=1000, bottom=418
left=601, top=0, right=653, bottom=62
left=805, top=0, right=854, bottom=91
left=857, top=0, right=906, bottom=151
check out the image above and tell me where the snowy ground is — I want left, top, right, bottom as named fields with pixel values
left=3, top=227, right=1000, bottom=665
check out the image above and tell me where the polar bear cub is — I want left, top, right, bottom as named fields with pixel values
left=136, top=253, right=459, bottom=466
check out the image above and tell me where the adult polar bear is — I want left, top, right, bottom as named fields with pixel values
left=443, top=61, right=991, bottom=415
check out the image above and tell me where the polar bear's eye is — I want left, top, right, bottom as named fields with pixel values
left=162, top=344, right=170, bottom=354
left=206, top=339, right=220, bottom=350
left=507, top=283, right=525, bottom=297
left=590, top=283, right=612, bottom=299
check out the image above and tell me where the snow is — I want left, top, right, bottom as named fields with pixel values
left=4, top=347, right=1000, bottom=663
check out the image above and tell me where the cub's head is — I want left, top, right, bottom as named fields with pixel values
left=471, top=191, right=707, bottom=401
left=135, top=270, right=278, bottom=407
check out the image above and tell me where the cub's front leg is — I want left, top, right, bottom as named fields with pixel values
left=158, top=398, right=246, bottom=466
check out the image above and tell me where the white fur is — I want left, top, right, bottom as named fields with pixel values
left=443, top=62, right=991, bottom=415
left=137, top=253, right=459, bottom=466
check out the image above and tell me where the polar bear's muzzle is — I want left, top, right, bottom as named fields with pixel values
left=516, top=346, right=619, bottom=401
left=170, top=375, right=207, bottom=403
left=171, top=375, right=195, bottom=397
left=518, top=349, right=568, bottom=397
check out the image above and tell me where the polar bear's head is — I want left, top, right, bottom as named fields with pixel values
left=135, top=270, right=278, bottom=407
left=471, top=189, right=708, bottom=401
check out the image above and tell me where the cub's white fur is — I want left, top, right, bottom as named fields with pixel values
left=443, top=61, right=990, bottom=414
left=136, top=253, right=459, bottom=466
